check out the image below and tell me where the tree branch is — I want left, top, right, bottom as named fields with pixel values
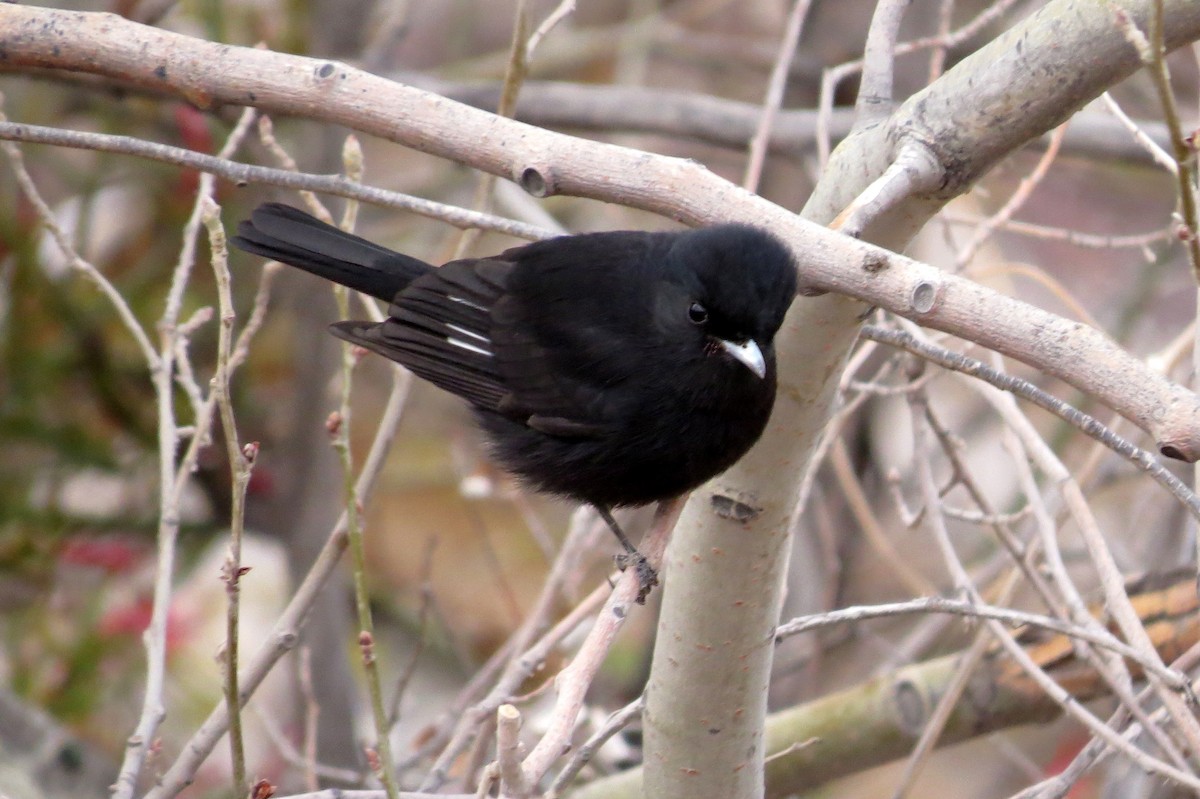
left=2, top=8, right=1198, bottom=460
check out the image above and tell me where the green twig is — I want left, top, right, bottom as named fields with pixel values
left=452, top=0, right=532, bottom=259
left=201, top=197, right=250, bottom=797
left=332, top=136, right=400, bottom=799
left=1120, top=1, right=1200, bottom=276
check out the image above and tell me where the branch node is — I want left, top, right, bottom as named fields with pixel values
left=517, top=164, right=555, bottom=197
left=862, top=251, right=890, bottom=274
left=710, top=492, right=762, bottom=523
left=1158, top=442, right=1189, bottom=462
left=908, top=279, right=940, bottom=314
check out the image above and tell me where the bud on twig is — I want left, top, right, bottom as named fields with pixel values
left=250, top=779, right=275, bottom=799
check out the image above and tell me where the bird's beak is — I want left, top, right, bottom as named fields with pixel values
left=719, top=338, right=766, bottom=379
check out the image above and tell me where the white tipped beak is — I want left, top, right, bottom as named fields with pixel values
left=719, top=338, right=766, bottom=379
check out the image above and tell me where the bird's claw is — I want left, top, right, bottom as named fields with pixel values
left=615, top=551, right=659, bottom=604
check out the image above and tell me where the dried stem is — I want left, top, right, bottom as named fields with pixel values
left=145, top=365, right=413, bottom=799
left=743, top=0, right=814, bottom=192
left=325, top=139, right=402, bottom=799
left=200, top=196, right=250, bottom=795
left=1140, top=1, right=1200, bottom=276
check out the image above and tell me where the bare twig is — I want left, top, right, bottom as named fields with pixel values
left=452, top=0, right=533, bottom=259
left=201, top=196, right=250, bottom=795
left=743, top=0, right=814, bottom=192
left=0, top=121, right=551, bottom=242
left=1101, top=91, right=1178, bottom=172
left=857, top=0, right=913, bottom=125
left=418, top=513, right=614, bottom=790
left=941, top=211, right=1173, bottom=250
left=105, top=104, right=257, bottom=799
left=955, top=122, right=1069, bottom=269
left=1012, top=643, right=1200, bottom=799
left=520, top=498, right=683, bottom=785
left=386, top=540, right=436, bottom=728
left=546, top=696, right=644, bottom=798
left=859, top=325, right=1200, bottom=521
left=986, top=385, right=1195, bottom=770
left=526, top=0, right=576, bottom=60
left=326, top=138, right=401, bottom=799
left=1126, top=1, right=1200, bottom=276
left=830, top=438, right=937, bottom=596
left=926, top=0, right=957, bottom=81
left=983, top=380, right=1200, bottom=762
left=0, top=114, right=158, bottom=367
left=981, top=559, right=1200, bottom=791
left=146, top=366, right=414, bottom=799
left=774, top=603, right=1200, bottom=792
left=496, top=705, right=530, bottom=798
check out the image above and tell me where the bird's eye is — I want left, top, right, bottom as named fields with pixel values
left=688, top=302, right=708, bottom=325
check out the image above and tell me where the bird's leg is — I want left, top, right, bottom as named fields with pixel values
left=595, top=505, right=658, bottom=604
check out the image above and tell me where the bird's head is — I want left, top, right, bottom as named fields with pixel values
left=665, top=224, right=798, bottom=379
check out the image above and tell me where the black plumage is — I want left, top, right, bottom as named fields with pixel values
left=232, top=203, right=797, bottom=598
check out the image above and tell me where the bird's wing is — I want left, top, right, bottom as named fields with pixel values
left=332, top=259, right=511, bottom=411
left=487, top=295, right=621, bottom=440
left=331, top=258, right=615, bottom=439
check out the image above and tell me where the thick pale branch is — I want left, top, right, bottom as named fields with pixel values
left=0, top=8, right=746, bottom=226
left=2, top=64, right=1180, bottom=167
left=806, top=242, right=1200, bottom=460
left=2, top=8, right=1198, bottom=459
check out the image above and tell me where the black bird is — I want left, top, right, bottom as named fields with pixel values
left=232, top=203, right=797, bottom=599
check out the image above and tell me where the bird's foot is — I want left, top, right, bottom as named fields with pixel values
left=614, top=550, right=659, bottom=604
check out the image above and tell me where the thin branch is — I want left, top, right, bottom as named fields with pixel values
left=327, top=139, right=401, bottom=799
left=859, top=325, right=1200, bottom=521
left=815, top=0, right=1022, bottom=162
left=0, top=116, right=158, bottom=368
left=519, top=497, right=684, bottom=785
left=857, top=0, right=913, bottom=124
left=975, top=573, right=1200, bottom=791
left=145, top=365, right=414, bottom=799
left=201, top=197, right=250, bottom=796
left=496, top=705, right=531, bottom=798
left=986, top=383, right=1196, bottom=770
left=526, top=0, right=576, bottom=60
left=743, top=0, right=814, bottom=192
left=545, top=695, right=644, bottom=798
left=1012, top=642, right=1200, bottom=799
left=418, top=513, right=616, bottom=790
left=771, top=596, right=1200, bottom=792
left=926, top=0, right=957, bottom=81
left=1132, top=1, right=1200, bottom=275
left=108, top=104, right=257, bottom=799
left=0, top=121, right=552, bottom=242
left=941, top=211, right=1173, bottom=250
left=1101, top=91, right=1178, bottom=172
left=830, top=438, right=937, bottom=596
left=418, top=77, right=1167, bottom=165
left=955, top=122, right=1069, bottom=269
left=452, top=0, right=533, bottom=259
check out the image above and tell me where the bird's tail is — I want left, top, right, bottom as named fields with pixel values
left=231, top=203, right=431, bottom=302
